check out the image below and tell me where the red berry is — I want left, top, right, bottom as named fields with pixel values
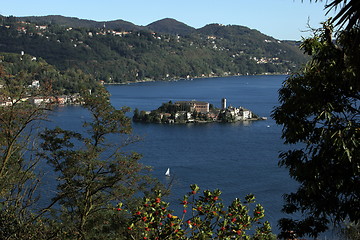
left=183, top=209, right=187, bottom=213
left=155, top=198, right=161, bottom=203
left=231, top=218, right=237, bottom=222
left=116, top=208, right=122, bottom=211
left=213, top=196, right=219, bottom=201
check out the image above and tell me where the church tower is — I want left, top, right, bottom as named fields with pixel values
left=222, top=98, right=227, bottom=109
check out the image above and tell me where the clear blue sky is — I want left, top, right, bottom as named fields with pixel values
left=1, top=0, right=336, bottom=40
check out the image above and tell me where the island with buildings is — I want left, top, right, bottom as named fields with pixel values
left=133, top=98, right=266, bottom=124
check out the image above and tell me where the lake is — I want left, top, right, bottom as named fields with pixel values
left=106, top=75, right=298, bottom=229
left=51, top=75, right=294, bottom=227
left=45, top=75, right=339, bottom=238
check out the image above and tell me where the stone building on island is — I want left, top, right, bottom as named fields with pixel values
left=175, top=100, right=210, bottom=113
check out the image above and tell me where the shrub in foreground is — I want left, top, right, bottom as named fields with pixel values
left=124, top=184, right=275, bottom=240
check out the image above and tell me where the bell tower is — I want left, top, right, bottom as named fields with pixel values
left=222, top=98, right=227, bottom=109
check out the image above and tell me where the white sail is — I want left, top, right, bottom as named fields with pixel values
left=165, top=168, right=170, bottom=176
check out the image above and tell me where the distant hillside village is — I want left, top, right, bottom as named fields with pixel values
left=0, top=79, right=82, bottom=107
left=133, top=98, right=266, bottom=124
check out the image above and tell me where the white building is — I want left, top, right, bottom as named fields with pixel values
left=29, top=80, right=40, bottom=89
left=224, top=106, right=253, bottom=121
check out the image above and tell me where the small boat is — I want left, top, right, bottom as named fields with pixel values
left=165, top=168, right=170, bottom=177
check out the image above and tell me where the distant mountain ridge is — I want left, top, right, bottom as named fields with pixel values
left=146, top=18, right=195, bottom=35
left=16, top=15, right=281, bottom=40
left=17, top=15, right=198, bottom=36
left=17, top=15, right=145, bottom=31
left=0, top=14, right=307, bottom=83
left=198, top=24, right=261, bottom=39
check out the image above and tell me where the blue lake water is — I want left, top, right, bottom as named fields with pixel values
left=45, top=75, right=299, bottom=233
left=106, top=75, right=298, bottom=229
left=43, top=75, right=339, bottom=238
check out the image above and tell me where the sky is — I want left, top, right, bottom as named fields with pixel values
left=1, top=0, right=337, bottom=40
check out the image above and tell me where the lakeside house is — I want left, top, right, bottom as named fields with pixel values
left=221, top=106, right=253, bottom=121
left=28, top=96, right=51, bottom=105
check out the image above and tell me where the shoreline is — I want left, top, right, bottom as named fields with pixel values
left=133, top=117, right=267, bottom=125
left=103, top=72, right=289, bottom=85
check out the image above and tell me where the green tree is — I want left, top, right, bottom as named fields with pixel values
left=272, top=22, right=360, bottom=238
left=39, top=87, right=160, bottom=239
left=340, top=222, right=360, bottom=240
left=133, top=108, right=140, bottom=121
left=0, top=64, right=55, bottom=239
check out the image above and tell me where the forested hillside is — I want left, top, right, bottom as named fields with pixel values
left=0, top=15, right=307, bottom=83
left=0, top=52, right=97, bottom=95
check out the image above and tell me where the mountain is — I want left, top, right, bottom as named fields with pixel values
left=17, top=15, right=196, bottom=35
left=147, top=18, right=195, bottom=35
left=0, top=15, right=307, bottom=83
left=17, top=15, right=144, bottom=31
left=197, top=24, right=264, bottom=39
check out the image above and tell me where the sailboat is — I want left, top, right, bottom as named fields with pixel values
left=165, top=168, right=170, bottom=177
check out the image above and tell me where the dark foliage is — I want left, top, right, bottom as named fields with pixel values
left=272, top=23, right=360, bottom=238
left=0, top=52, right=98, bottom=95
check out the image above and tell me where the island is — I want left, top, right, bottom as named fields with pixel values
left=133, top=98, right=266, bottom=124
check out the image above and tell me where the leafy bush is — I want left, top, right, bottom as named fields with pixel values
left=125, top=184, right=276, bottom=240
